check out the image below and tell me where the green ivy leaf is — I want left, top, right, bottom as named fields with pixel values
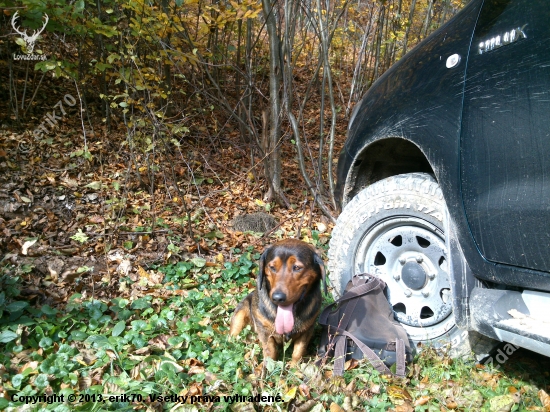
left=34, top=374, right=49, bottom=388
left=11, top=374, right=24, bottom=388
left=204, top=230, right=224, bottom=239
left=191, top=257, right=206, bottom=268
left=95, top=62, right=113, bottom=72
left=131, top=320, right=147, bottom=332
left=40, top=357, right=57, bottom=374
left=0, top=330, right=18, bottom=343
left=6, top=301, right=29, bottom=313
left=131, top=297, right=151, bottom=310
left=112, top=321, right=126, bottom=337
left=41, top=305, right=57, bottom=315
left=89, top=318, right=99, bottom=330
left=35, top=60, right=57, bottom=72
left=71, top=229, right=89, bottom=244
left=87, top=334, right=114, bottom=350
left=39, top=337, right=53, bottom=348
left=70, top=330, right=88, bottom=341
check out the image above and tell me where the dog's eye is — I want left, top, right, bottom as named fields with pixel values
left=293, top=265, right=302, bottom=271
left=269, top=265, right=276, bottom=272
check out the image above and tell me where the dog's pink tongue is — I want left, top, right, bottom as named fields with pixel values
left=275, top=304, right=294, bottom=334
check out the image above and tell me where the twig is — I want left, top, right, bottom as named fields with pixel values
left=308, top=197, right=315, bottom=229
left=295, top=198, right=308, bottom=239
left=73, top=79, right=87, bottom=150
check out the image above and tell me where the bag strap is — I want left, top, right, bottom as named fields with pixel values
left=329, top=325, right=407, bottom=377
left=320, top=277, right=378, bottom=375
left=329, top=326, right=391, bottom=375
left=395, top=338, right=406, bottom=377
left=333, top=334, right=348, bottom=376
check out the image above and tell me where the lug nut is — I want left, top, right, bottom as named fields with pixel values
left=393, top=273, right=400, bottom=281
left=422, top=290, right=430, bottom=297
left=428, top=273, right=436, bottom=280
left=404, top=289, right=412, bottom=297
left=416, top=256, right=423, bottom=263
left=399, top=258, right=406, bottom=265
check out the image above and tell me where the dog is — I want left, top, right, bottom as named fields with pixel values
left=230, top=239, right=326, bottom=364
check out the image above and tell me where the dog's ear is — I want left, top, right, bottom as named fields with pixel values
left=258, top=246, right=271, bottom=290
left=314, top=254, right=327, bottom=295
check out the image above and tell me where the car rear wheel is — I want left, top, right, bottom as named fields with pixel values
left=329, top=173, right=472, bottom=356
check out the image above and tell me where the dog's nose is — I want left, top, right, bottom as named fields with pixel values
left=272, top=292, right=287, bottom=303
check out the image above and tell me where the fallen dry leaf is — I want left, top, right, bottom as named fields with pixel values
left=184, top=382, right=202, bottom=400
left=395, top=402, right=414, bottom=412
left=387, top=385, right=413, bottom=401
left=539, top=389, right=550, bottom=411
left=117, top=259, right=132, bottom=275
left=329, top=402, right=344, bottom=412
left=78, top=376, right=92, bottom=391
left=148, top=335, right=169, bottom=351
left=21, top=239, right=37, bottom=255
left=414, top=395, right=430, bottom=406
left=284, top=386, right=298, bottom=402
left=88, top=215, right=105, bottom=223
left=344, top=358, right=359, bottom=371
left=60, top=176, right=78, bottom=188
left=188, top=365, right=205, bottom=375
left=370, top=383, right=381, bottom=394
left=294, top=400, right=318, bottom=412
left=298, top=383, right=311, bottom=398
left=19, top=361, right=39, bottom=373
left=488, top=392, right=521, bottom=412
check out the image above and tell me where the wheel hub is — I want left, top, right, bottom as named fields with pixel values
left=401, top=262, right=427, bottom=290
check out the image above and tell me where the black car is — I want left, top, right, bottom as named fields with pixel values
left=329, top=0, right=550, bottom=357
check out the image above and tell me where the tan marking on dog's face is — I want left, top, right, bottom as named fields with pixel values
left=265, top=254, right=320, bottom=305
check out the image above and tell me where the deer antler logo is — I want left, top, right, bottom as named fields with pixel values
left=11, top=11, right=49, bottom=54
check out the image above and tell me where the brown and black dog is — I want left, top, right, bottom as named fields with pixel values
left=230, top=239, right=326, bottom=364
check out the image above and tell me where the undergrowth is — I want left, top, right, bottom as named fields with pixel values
left=0, top=251, right=548, bottom=411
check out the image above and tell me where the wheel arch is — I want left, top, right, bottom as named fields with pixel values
left=343, top=137, right=435, bottom=207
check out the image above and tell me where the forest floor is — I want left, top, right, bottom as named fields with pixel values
left=1, top=76, right=550, bottom=411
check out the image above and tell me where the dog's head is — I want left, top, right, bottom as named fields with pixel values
left=258, top=239, right=326, bottom=305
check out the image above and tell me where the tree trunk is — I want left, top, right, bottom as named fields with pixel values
left=371, top=4, right=385, bottom=84
left=261, top=0, right=289, bottom=206
left=419, top=0, right=434, bottom=41
left=401, top=0, right=417, bottom=57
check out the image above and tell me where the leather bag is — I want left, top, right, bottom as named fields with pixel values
left=318, top=274, right=412, bottom=376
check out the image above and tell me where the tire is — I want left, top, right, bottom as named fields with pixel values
left=329, top=173, right=471, bottom=356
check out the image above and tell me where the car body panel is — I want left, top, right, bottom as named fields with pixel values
left=460, top=0, right=550, bottom=273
